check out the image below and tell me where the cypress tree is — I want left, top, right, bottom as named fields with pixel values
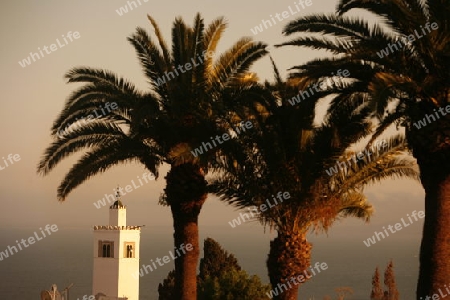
left=370, top=267, right=384, bottom=300
left=383, top=260, right=399, bottom=300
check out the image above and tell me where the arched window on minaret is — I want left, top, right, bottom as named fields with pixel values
left=125, top=242, right=135, bottom=258
left=98, top=241, right=114, bottom=258
left=103, top=244, right=110, bottom=257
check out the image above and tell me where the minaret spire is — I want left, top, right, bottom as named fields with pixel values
left=111, top=185, right=124, bottom=209
left=93, top=186, right=140, bottom=300
left=116, top=184, right=120, bottom=199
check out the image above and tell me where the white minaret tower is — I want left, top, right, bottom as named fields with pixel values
left=92, top=187, right=141, bottom=300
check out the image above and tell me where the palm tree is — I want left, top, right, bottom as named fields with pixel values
left=276, top=0, right=450, bottom=296
left=210, top=62, right=420, bottom=300
left=37, top=14, right=268, bottom=299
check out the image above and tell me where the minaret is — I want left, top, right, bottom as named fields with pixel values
left=92, top=187, right=140, bottom=300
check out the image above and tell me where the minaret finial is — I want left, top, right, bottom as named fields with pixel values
left=111, top=185, right=124, bottom=208
left=115, top=184, right=121, bottom=201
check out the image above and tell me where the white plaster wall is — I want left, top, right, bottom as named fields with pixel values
left=118, top=230, right=140, bottom=300
left=92, top=229, right=140, bottom=300
left=93, top=230, right=121, bottom=297
left=109, top=208, right=126, bottom=226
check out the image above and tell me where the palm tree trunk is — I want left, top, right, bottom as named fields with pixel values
left=267, top=231, right=312, bottom=300
left=165, top=163, right=208, bottom=300
left=417, top=173, right=450, bottom=298
left=170, top=200, right=205, bottom=300
left=406, top=106, right=450, bottom=298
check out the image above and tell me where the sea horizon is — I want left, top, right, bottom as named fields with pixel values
left=0, top=222, right=420, bottom=299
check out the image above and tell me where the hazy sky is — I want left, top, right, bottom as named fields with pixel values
left=0, top=0, right=424, bottom=239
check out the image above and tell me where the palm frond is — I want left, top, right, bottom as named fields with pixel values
left=202, top=17, right=227, bottom=76
left=65, top=68, right=138, bottom=93
left=282, top=14, right=384, bottom=40
left=147, top=14, right=171, bottom=63
left=337, top=0, right=427, bottom=35
left=337, top=191, right=373, bottom=222
left=38, top=122, right=126, bottom=175
left=209, top=37, right=268, bottom=89
left=329, top=134, right=420, bottom=193
left=57, top=138, right=160, bottom=201
left=127, top=27, right=169, bottom=93
left=51, top=86, right=145, bottom=136
left=277, top=35, right=355, bottom=55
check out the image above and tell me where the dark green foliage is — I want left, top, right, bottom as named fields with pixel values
left=198, top=237, right=241, bottom=282
left=158, top=270, right=176, bottom=300
left=158, top=238, right=271, bottom=300
left=198, top=268, right=271, bottom=300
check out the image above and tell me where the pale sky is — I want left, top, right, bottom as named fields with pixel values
left=0, top=0, right=424, bottom=238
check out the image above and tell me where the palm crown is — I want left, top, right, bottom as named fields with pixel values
left=37, top=13, right=268, bottom=299
left=276, top=0, right=449, bottom=297
left=210, top=61, right=419, bottom=299
left=37, top=14, right=268, bottom=199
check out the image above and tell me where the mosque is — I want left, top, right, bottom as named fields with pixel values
left=40, top=189, right=141, bottom=300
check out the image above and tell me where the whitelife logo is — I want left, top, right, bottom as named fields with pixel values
left=363, top=210, right=424, bottom=247
left=325, top=140, right=388, bottom=176
left=413, top=104, right=450, bottom=130
left=0, top=224, right=58, bottom=261
left=93, top=171, right=155, bottom=209
left=57, top=102, right=118, bottom=139
left=115, top=0, right=149, bottom=16
left=190, top=121, right=253, bottom=158
left=420, top=284, right=450, bottom=300
left=376, top=22, right=439, bottom=58
left=266, top=262, right=328, bottom=298
left=250, top=0, right=313, bottom=35
left=287, top=69, right=350, bottom=106
left=132, top=243, right=193, bottom=279
left=0, top=153, right=21, bottom=171
left=154, top=50, right=214, bottom=87
left=77, top=296, right=94, bottom=300
left=228, top=191, right=291, bottom=228
left=18, top=31, right=81, bottom=68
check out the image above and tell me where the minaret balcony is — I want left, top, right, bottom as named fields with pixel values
left=93, top=225, right=141, bottom=230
